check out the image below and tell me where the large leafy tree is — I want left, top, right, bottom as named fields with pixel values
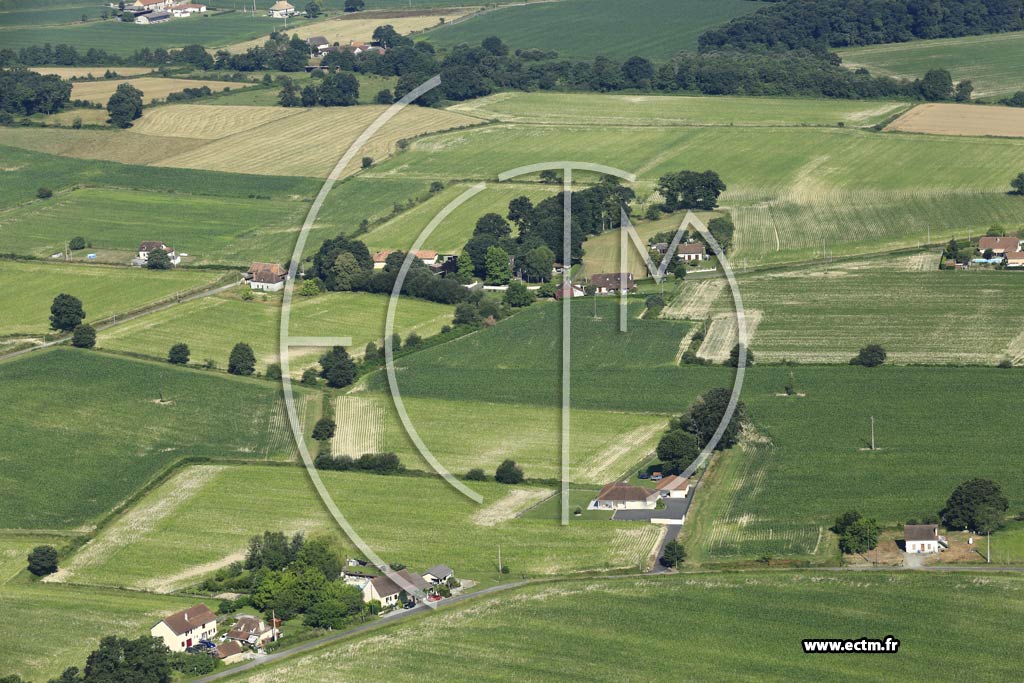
left=319, top=346, right=357, bottom=388
left=484, top=246, right=512, bottom=285
left=656, top=429, right=699, bottom=473
left=942, top=478, right=1009, bottom=532
left=657, top=170, right=725, bottom=211
left=839, top=517, right=880, bottom=554
left=228, top=342, right=256, bottom=375
left=106, top=82, right=143, bottom=128
left=679, top=387, right=744, bottom=451
left=27, top=545, right=58, bottom=576
left=82, top=635, right=171, bottom=683
left=146, top=248, right=172, bottom=270
left=50, top=293, right=85, bottom=331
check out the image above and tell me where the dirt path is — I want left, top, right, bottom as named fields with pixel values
left=472, top=489, right=554, bottom=527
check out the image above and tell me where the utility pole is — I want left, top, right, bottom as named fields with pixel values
left=987, top=532, right=991, bottom=563
left=497, top=544, right=502, bottom=576
left=870, top=416, right=876, bottom=451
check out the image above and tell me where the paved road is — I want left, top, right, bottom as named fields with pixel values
left=193, top=580, right=530, bottom=683
left=0, top=277, right=240, bottom=363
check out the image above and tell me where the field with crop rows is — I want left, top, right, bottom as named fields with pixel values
left=229, top=571, right=1024, bottom=683
left=425, top=0, right=759, bottom=60
left=57, top=464, right=663, bottom=590
left=0, top=186, right=307, bottom=264
left=449, top=92, right=911, bottom=128
left=839, top=31, right=1024, bottom=99
left=70, top=77, right=252, bottom=105
left=0, top=11, right=311, bottom=53
left=0, top=349, right=316, bottom=530
left=98, top=290, right=455, bottom=372
left=698, top=266, right=1024, bottom=365
left=0, top=260, right=224, bottom=336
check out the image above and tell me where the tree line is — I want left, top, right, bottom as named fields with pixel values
left=0, top=69, right=71, bottom=116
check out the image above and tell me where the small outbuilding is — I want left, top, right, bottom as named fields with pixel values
left=655, top=475, right=691, bottom=498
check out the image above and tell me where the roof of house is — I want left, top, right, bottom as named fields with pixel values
left=141, top=10, right=171, bottom=18
left=677, top=242, right=706, bottom=255
left=139, top=241, right=170, bottom=252
left=655, top=475, right=690, bottom=491
left=372, top=249, right=438, bottom=263
left=369, top=569, right=430, bottom=598
left=268, top=0, right=293, bottom=8
left=1005, top=251, right=1024, bottom=260
left=904, top=524, right=939, bottom=541
left=247, top=262, right=287, bottom=283
left=595, top=482, right=659, bottom=503
left=590, top=272, right=634, bottom=289
left=226, top=615, right=269, bottom=641
left=978, top=236, right=1020, bottom=251
left=172, top=3, right=206, bottom=8
left=424, top=564, right=453, bottom=579
left=308, top=35, right=329, bottom=46
left=216, top=641, right=243, bottom=659
left=134, top=0, right=167, bottom=6
left=158, top=604, right=216, bottom=635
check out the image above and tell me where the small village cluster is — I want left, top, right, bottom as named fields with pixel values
left=113, top=0, right=208, bottom=25
left=946, top=234, right=1024, bottom=269
left=149, top=564, right=457, bottom=664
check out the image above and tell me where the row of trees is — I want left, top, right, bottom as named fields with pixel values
left=0, top=42, right=214, bottom=70
left=655, top=388, right=745, bottom=474
left=279, top=72, right=359, bottom=107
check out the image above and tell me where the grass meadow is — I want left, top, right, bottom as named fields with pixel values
left=229, top=571, right=1024, bottom=683
left=839, top=31, right=1024, bottom=99
left=0, top=260, right=224, bottom=336
left=56, top=465, right=663, bottom=591
left=424, top=0, right=759, bottom=60
left=97, top=290, right=456, bottom=372
left=0, top=349, right=317, bottom=530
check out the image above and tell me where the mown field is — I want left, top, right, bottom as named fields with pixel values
left=699, top=264, right=1024, bottom=365
left=229, top=571, right=1024, bottom=683
left=425, top=0, right=759, bottom=60
left=684, top=365, right=1024, bottom=561
left=839, top=31, right=1024, bottom=99
left=0, top=349, right=317, bottom=530
left=0, top=11, right=310, bottom=53
left=98, top=290, right=456, bottom=372
left=0, top=186, right=308, bottom=264
left=449, top=92, right=911, bottom=128
left=0, top=260, right=225, bottom=336
left=70, top=77, right=252, bottom=105
left=336, top=393, right=668, bottom=482
left=55, top=464, right=663, bottom=591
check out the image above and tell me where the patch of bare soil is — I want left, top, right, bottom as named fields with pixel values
left=886, top=103, right=1024, bottom=137
left=472, top=488, right=554, bottom=527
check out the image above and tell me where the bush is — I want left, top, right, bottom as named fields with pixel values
left=495, top=459, right=524, bottom=484
left=168, top=343, right=190, bottom=365
left=850, top=344, right=887, bottom=367
left=301, top=367, right=319, bottom=386
left=37, top=187, right=53, bottom=199
left=27, top=545, right=58, bottom=576
left=465, top=468, right=487, bottom=481
left=68, top=236, right=86, bottom=250
left=71, top=323, right=96, bottom=348
left=660, top=539, right=686, bottom=568
left=299, top=278, right=322, bottom=297
left=265, top=363, right=282, bottom=380
left=312, top=417, right=337, bottom=442
left=361, top=156, right=373, bottom=169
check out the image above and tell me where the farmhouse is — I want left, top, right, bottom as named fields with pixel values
left=655, top=475, right=691, bottom=498
left=1005, top=251, right=1024, bottom=267
left=677, top=242, right=707, bottom=261
left=226, top=615, right=276, bottom=647
left=131, top=0, right=173, bottom=9
left=904, top=524, right=944, bottom=554
left=340, top=41, right=386, bottom=55
left=267, top=0, right=295, bottom=16
left=136, top=10, right=172, bottom=23
left=422, top=564, right=454, bottom=584
left=977, top=236, right=1021, bottom=255
left=589, top=272, right=635, bottom=294
left=589, top=482, right=660, bottom=510
left=150, top=604, right=217, bottom=652
left=362, top=569, right=431, bottom=608
left=372, top=249, right=440, bottom=269
left=169, top=3, right=206, bottom=15
left=245, top=262, right=287, bottom=291
left=307, top=36, right=330, bottom=54
left=137, top=241, right=181, bottom=265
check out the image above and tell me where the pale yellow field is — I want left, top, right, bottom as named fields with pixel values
left=41, top=108, right=110, bottom=127
left=152, top=105, right=481, bottom=177
left=132, top=104, right=303, bottom=140
left=886, top=102, right=1024, bottom=137
left=225, top=9, right=471, bottom=53
left=0, top=127, right=205, bottom=165
left=32, top=66, right=154, bottom=78
left=71, top=78, right=251, bottom=104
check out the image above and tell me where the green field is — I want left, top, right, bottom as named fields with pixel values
left=701, top=264, right=1024, bottom=365
left=425, top=0, right=759, bottom=60
left=98, top=290, right=456, bottom=372
left=0, top=349, right=317, bottom=530
left=684, top=365, right=1024, bottom=561
left=839, top=32, right=1024, bottom=99
left=0, top=11, right=309, bottom=53
left=55, top=464, right=663, bottom=591
left=228, top=571, right=1024, bottom=683
left=0, top=260, right=225, bottom=336
left=449, top=92, right=911, bottom=127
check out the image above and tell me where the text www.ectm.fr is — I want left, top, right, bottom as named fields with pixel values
left=802, top=637, right=900, bottom=653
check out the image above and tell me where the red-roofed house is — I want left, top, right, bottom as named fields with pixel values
left=589, top=482, right=660, bottom=510
left=1005, top=251, right=1024, bottom=267
left=978, top=236, right=1021, bottom=255
left=372, top=249, right=440, bottom=270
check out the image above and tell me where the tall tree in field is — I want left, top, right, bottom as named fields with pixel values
left=319, top=346, right=357, bottom=388
left=495, top=459, right=524, bottom=484
left=167, top=343, right=190, bottom=365
left=228, top=342, right=256, bottom=375
left=317, top=72, right=359, bottom=106
left=660, top=539, right=686, bottom=568
left=484, top=246, right=512, bottom=285
left=942, top=478, right=1008, bottom=531
left=106, top=82, right=143, bottom=128
left=27, top=545, right=58, bottom=576
left=50, top=293, right=85, bottom=331
left=918, top=68, right=953, bottom=101
left=1011, top=172, right=1024, bottom=196
left=656, top=428, right=699, bottom=473
left=850, top=344, right=886, bottom=367
left=657, top=170, right=726, bottom=211
left=680, top=387, right=744, bottom=451
left=839, top=517, right=880, bottom=554
left=146, top=248, right=172, bottom=270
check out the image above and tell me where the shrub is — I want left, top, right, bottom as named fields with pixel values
left=361, top=156, right=373, bottom=169
left=301, top=367, right=319, bottom=386
left=68, top=236, right=86, bottom=250
left=465, top=468, right=487, bottom=481
left=850, top=344, right=887, bottom=367
left=27, top=545, right=58, bottom=576
left=312, top=417, right=337, bottom=442
left=265, top=363, right=282, bottom=380
left=37, top=187, right=53, bottom=199
left=495, top=459, right=524, bottom=484
left=168, top=343, right=190, bottom=365
left=71, top=323, right=96, bottom=348
left=660, top=539, right=686, bottom=568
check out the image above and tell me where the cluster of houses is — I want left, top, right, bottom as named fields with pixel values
left=306, top=35, right=388, bottom=59
left=344, top=563, right=456, bottom=609
left=133, top=240, right=183, bottom=266
left=975, top=235, right=1024, bottom=267
left=371, top=249, right=454, bottom=275
left=114, top=0, right=207, bottom=25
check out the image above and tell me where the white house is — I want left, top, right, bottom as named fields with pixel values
left=677, top=242, right=707, bottom=261
left=371, top=249, right=439, bottom=270
left=170, top=3, right=206, bottom=16
left=589, top=482, right=660, bottom=510
left=150, top=604, right=217, bottom=652
left=589, top=272, right=635, bottom=294
left=245, top=262, right=287, bottom=291
left=361, top=569, right=431, bottom=608
left=904, top=524, right=943, bottom=554
left=267, top=0, right=295, bottom=16
left=307, top=35, right=330, bottom=54
left=422, top=564, right=453, bottom=584
left=655, top=474, right=690, bottom=499
left=226, top=615, right=276, bottom=647
left=138, top=241, right=181, bottom=265
left=131, top=0, right=173, bottom=9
